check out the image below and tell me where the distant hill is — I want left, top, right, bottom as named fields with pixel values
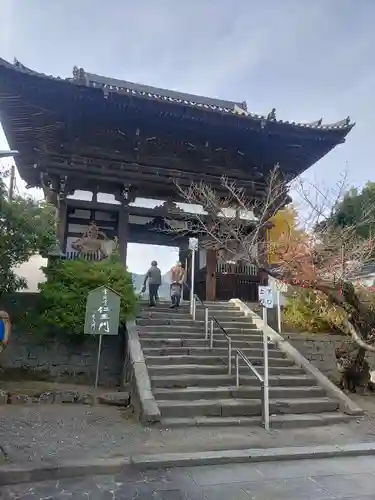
left=132, top=271, right=171, bottom=299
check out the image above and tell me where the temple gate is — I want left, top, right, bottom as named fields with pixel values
left=0, top=58, right=353, bottom=301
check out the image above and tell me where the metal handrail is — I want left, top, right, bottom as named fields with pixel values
left=187, top=283, right=270, bottom=431
left=236, top=348, right=263, bottom=383
left=235, top=348, right=269, bottom=431
left=210, top=316, right=232, bottom=375
left=184, top=282, right=209, bottom=338
left=192, top=294, right=209, bottom=338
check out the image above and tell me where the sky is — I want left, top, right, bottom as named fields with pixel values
left=1, top=0, right=375, bottom=283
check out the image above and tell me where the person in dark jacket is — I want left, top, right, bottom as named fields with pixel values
left=142, top=261, right=162, bottom=307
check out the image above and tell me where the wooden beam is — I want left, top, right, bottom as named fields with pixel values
left=59, top=145, right=266, bottom=184
left=67, top=230, right=116, bottom=239
left=44, top=165, right=267, bottom=202
left=66, top=199, right=203, bottom=220
left=67, top=198, right=122, bottom=211
left=46, top=154, right=264, bottom=191
left=66, top=194, right=261, bottom=231
left=67, top=230, right=185, bottom=247
left=67, top=217, right=117, bottom=227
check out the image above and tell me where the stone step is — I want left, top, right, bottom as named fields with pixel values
left=147, top=364, right=304, bottom=376
left=199, top=301, right=238, bottom=306
left=150, top=373, right=316, bottom=388
left=139, top=338, right=274, bottom=348
left=138, top=310, right=245, bottom=319
left=144, top=355, right=292, bottom=367
left=157, top=397, right=339, bottom=418
left=138, top=331, right=263, bottom=341
left=141, top=305, right=239, bottom=313
left=138, top=324, right=258, bottom=333
left=138, top=328, right=262, bottom=337
left=159, top=412, right=353, bottom=428
left=208, top=321, right=258, bottom=329
left=136, top=318, right=256, bottom=327
left=142, top=346, right=285, bottom=357
left=140, top=300, right=237, bottom=307
left=153, top=385, right=326, bottom=401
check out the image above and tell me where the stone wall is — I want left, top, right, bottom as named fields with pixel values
left=283, top=332, right=375, bottom=382
left=0, top=329, right=124, bottom=387
left=0, top=293, right=124, bottom=387
left=251, top=306, right=375, bottom=382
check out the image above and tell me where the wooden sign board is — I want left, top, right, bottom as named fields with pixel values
left=84, top=286, right=120, bottom=336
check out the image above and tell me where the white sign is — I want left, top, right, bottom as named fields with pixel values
left=258, top=286, right=274, bottom=308
left=189, top=238, right=198, bottom=251
left=275, top=280, right=288, bottom=293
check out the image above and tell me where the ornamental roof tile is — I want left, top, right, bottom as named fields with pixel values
left=0, top=57, right=354, bottom=133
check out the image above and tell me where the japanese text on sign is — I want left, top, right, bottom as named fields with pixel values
left=258, top=286, right=274, bottom=308
left=96, top=287, right=110, bottom=334
left=84, top=286, right=121, bottom=336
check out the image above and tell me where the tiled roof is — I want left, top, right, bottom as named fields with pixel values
left=0, top=57, right=355, bottom=132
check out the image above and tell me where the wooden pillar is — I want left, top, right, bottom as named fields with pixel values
left=115, top=184, right=136, bottom=266
left=206, top=249, right=217, bottom=301
left=48, top=174, right=71, bottom=255
left=58, top=199, right=68, bottom=252
left=258, top=226, right=269, bottom=286
left=178, top=246, right=189, bottom=300
left=118, top=203, right=129, bottom=266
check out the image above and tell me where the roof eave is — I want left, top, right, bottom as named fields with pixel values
left=0, top=57, right=355, bottom=135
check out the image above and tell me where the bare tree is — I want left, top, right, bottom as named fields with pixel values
left=164, top=166, right=375, bottom=363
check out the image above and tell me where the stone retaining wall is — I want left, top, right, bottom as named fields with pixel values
left=0, top=330, right=124, bottom=387
left=0, top=292, right=125, bottom=387
left=0, top=388, right=130, bottom=406
left=284, top=332, right=375, bottom=382
left=257, top=307, right=375, bottom=382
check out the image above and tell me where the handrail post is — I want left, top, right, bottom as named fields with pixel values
left=263, top=330, right=270, bottom=432
left=192, top=295, right=196, bottom=321
left=189, top=246, right=196, bottom=315
left=261, top=381, right=265, bottom=424
left=236, top=352, right=240, bottom=388
left=209, top=319, right=214, bottom=349
left=228, top=338, right=232, bottom=375
left=204, top=307, right=209, bottom=340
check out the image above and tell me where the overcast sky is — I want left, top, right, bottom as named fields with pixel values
left=1, top=0, right=375, bottom=278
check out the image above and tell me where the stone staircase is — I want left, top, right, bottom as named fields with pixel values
left=136, top=300, right=353, bottom=428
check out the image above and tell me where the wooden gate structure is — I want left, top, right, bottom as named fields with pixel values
left=0, top=58, right=353, bottom=300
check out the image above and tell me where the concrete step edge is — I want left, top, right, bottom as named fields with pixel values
left=153, top=385, right=325, bottom=394
left=157, top=397, right=336, bottom=407
left=140, top=338, right=273, bottom=344
left=150, top=374, right=315, bottom=381
left=138, top=327, right=256, bottom=331
left=158, top=412, right=353, bottom=428
left=144, top=355, right=290, bottom=362
left=147, top=365, right=301, bottom=371
left=138, top=333, right=262, bottom=338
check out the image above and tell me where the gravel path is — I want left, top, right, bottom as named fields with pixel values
left=1, top=403, right=375, bottom=465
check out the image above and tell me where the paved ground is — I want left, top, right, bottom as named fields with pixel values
left=2, top=455, right=375, bottom=499
left=2, top=404, right=375, bottom=465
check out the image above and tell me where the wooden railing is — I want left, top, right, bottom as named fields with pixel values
left=65, top=251, right=102, bottom=261
left=216, top=262, right=258, bottom=276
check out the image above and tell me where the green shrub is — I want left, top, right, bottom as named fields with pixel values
left=29, top=256, right=137, bottom=337
left=283, top=288, right=346, bottom=333
left=284, top=285, right=375, bottom=334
